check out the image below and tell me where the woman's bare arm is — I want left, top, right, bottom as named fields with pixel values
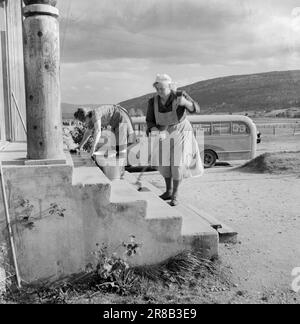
left=177, top=91, right=201, bottom=113
left=78, top=128, right=92, bottom=150
left=91, top=120, right=102, bottom=154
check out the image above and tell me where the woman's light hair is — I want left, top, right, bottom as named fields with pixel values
left=153, top=73, right=178, bottom=91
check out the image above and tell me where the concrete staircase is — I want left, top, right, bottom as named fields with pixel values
left=71, top=152, right=219, bottom=265
left=0, top=147, right=236, bottom=283
left=124, top=172, right=238, bottom=245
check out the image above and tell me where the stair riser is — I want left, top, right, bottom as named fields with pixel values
left=181, top=234, right=219, bottom=259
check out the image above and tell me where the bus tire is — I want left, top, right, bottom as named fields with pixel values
left=203, top=150, right=217, bottom=168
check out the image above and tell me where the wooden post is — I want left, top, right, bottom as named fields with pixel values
left=23, top=0, right=64, bottom=160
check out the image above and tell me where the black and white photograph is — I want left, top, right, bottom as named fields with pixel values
left=0, top=0, right=300, bottom=306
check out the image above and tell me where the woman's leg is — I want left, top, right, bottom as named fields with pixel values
left=169, top=132, right=182, bottom=206
left=170, top=166, right=182, bottom=206
left=157, top=166, right=172, bottom=200
left=160, top=176, right=173, bottom=200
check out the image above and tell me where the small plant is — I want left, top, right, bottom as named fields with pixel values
left=91, top=236, right=142, bottom=296
left=19, top=199, right=34, bottom=221
left=14, top=198, right=67, bottom=231
left=49, top=203, right=66, bottom=218
left=122, top=235, right=141, bottom=257
left=14, top=198, right=35, bottom=229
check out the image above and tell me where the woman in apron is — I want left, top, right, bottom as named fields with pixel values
left=146, top=74, right=204, bottom=206
left=74, top=105, right=136, bottom=156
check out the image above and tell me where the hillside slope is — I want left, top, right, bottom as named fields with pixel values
left=62, top=70, right=300, bottom=118
left=119, top=70, right=300, bottom=115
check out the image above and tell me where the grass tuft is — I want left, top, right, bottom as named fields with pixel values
left=2, top=251, right=226, bottom=304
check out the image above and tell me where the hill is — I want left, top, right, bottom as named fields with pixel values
left=62, top=70, right=300, bottom=119
left=119, top=70, right=300, bottom=116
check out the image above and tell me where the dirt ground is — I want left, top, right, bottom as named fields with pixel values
left=141, top=134, right=300, bottom=304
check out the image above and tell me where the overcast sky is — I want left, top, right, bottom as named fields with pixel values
left=57, top=0, right=300, bottom=104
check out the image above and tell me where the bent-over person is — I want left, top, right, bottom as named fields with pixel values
left=74, top=105, right=136, bottom=156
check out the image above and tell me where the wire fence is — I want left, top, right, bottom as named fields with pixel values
left=256, top=122, right=300, bottom=136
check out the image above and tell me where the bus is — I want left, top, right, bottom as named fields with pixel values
left=131, top=115, right=258, bottom=168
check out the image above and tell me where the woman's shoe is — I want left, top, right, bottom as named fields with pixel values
left=169, top=196, right=179, bottom=207
left=159, top=192, right=172, bottom=201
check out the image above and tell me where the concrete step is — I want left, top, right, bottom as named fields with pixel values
left=110, top=179, right=183, bottom=220
left=181, top=203, right=238, bottom=244
left=72, top=166, right=111, bottom=186
left=70, top=152, right=95, bottom=168
left=175, top=204, right=219, bottom=237
left=183, top=203, right=222, bottom=230
left=109, top=179, right=144, bottom=203
left=109, top=180, right=183, bottom=241
left=123, top=172, right=219, bottom=258
left=70, top=152, right=112, bottom=205
left=176, top=205, right=219, bottom=258
left=122, top=173, right=212, bottom=233
left=124, top=172, right=236, bottom=245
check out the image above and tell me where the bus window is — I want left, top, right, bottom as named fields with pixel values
left=212, top=122, right=231, bottom=135
left=232, top=122, right=249, bottom=135
left=200, top=123, right=211, bottom=135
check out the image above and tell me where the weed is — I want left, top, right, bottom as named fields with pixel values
left=91, top=237, right=142, bottom=296
left=49, top=203, right=66, bottom=218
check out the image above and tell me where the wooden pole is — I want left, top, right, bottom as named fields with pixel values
left=23, top=1, right=64, bottom=160
left=0, top=161, right=22, bottom=289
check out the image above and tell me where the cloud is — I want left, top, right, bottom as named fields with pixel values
left=56, top=0, right=300, bottom=103
left=59, top=0, right=300, bottom=67
left=59, top=0, right=251, bottom=63
left=61, top=59, right=155, bottom=104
